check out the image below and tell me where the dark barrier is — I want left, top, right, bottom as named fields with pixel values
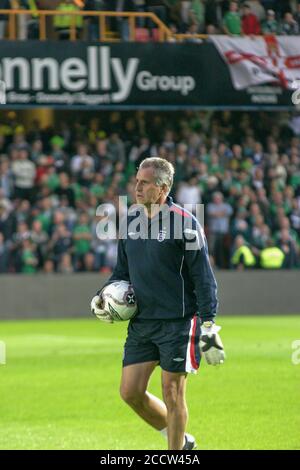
left=0, top=271, right=299, bottom=320
left=0, top=41, right=296, bottom=109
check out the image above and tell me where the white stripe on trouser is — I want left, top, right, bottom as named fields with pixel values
left=185, top=316, right=197, bottom=374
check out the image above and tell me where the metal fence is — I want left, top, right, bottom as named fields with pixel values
left=0, top=9, right=208, bottom=42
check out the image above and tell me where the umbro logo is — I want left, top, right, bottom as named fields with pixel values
left=173, top=357, right=185, bottom=362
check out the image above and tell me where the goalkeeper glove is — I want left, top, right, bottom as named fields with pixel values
left=200, top=321, right=225, bottom=365
left=90, top=293, right=113, bottom=324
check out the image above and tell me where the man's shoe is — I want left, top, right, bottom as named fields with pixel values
left=182, top=433, right=197, bottom=450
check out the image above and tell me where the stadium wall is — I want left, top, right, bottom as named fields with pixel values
left=0, top=272, right=299, bottom=320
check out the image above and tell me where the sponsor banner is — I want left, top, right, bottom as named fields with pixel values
left=0, top=41, right=296, bottom=108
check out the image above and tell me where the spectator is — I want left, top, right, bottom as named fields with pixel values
left=84, top=0, right=108, bottom=40
left=251, top=142, right=264, bottom=166
left=23, top=0, right=40, bottom=39
left=107, top=132, right=126, bottom=165
left=231, top=234, right=256, bottom=270
left=203, top=0, right=218, bottom=31
left=55, top=173, right=76, bottom=208
left=246, top=0, right=266, bottom=22
left=242, top=3, right=261, bottom=35
left=11, top=221, right=31, bottom=263
left=58, top=252, right=74, bottom=273
left=274, top=0, right=294, bottom=19
left=0, top=0, right=10, bottom=39
left=20, top=239, right=38, bottom=274
left=189, top=0, right=205, bottom=33
left=262, top=9, right=278, bottom=34
left=115, top=0, right=135, bottom=41
left=280, top=12, right=299, bottom=35
left=15, top=199, right=31, bottom=226
left=259, top=238, right=285, bottom=269
left=147, top=0, right=167, bottom=25
left=176, top=175, right=202, bottom=208
left=103, top=237, right=118, bottom=271
left=295, top=2, right=300, bottom=32
left=0, top=187, right=12, bottom=213
left=231, top=207, right=250, bottom=240
left=71, top=143, right=94, bottom=176
left=43, top=258, right=55, bottom=274
left=0, top=159, right=13, bottom=198
left=207, top=191, right=233, bottom=268
left=252, top=167, right=265, bottom=192
left=30, top=219, right=49, bottom=268
left=31, top=139, right=46, bottom=164
left=275, top=215, right=299, bottom=246
left=205, top=22, right=217, bottom=34
left=185, top=21, right=203, bottom=40
left=0, top=232, right=9, bottom=272
left=34, top=197, right=53, bottom=234
left=0, top=202, right=16, bottom=242
left=0, top=135, right=6, bottom=155
left=49, top=135, right=68, bottom=172
left=11, top=148, right=36, bottom=202
left=277, top=228, right=299, bottom=268
left=54, top=0, right=83, bottom=40
left=223, top=1, right=241, bottom=36
left=49, top=222, right=73, bottom=268
left=290, top=198, right=300, bottom=236
left=83, top=251, right=97, bottom=272
left=73, top=212, right=92, bottom=270
left=134, top=0, right=147, bottom=27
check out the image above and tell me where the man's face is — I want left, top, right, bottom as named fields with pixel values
left=78, top=145, right=87, bottom=156
left=19, top=150, right=28, bottom=160
left=213, top=193, right=223, bottom=205
left=230, top=2, right=238, bottom=12
left=59, top=173, right=69, bottom=186
left=135, top=167, right=164, bottom=206
left=80, top=214, right=89, bottom=225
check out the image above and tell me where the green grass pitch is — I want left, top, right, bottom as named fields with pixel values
left=0, top=316, right=299, bottom=450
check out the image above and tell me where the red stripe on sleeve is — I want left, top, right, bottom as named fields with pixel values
left=170, top=205, right=191, bottom=218
left=190, top=315, right=199, bottom=370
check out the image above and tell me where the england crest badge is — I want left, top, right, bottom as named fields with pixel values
left=157, top=229, right=167, bottom=242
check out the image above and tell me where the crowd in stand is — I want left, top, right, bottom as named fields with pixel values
left=0, top=110, right=300, bottom=274
left=1, top=1, right=300, bottom=40
left=55, top=1, right=300, bottom=38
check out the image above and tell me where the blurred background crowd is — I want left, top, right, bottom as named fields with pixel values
left=0, top=110, right=300, bottom=274
left=1, top=0, right=300, bottom=40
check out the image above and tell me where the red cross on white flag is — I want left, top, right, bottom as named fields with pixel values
left=211, top=35, right=300, bottom=90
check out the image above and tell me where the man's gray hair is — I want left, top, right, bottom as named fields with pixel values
left=139, top=157, right=175, bottom=194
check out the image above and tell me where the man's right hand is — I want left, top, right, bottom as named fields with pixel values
left=90, top=294, right=113, bottom=324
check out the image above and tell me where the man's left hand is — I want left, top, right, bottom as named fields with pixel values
left=200, top=323, right=225, bottom=365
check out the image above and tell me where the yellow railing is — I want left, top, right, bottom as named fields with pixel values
left=0, top=9, right=171, bottom=41
left=0, top=9, right=208, bottom=42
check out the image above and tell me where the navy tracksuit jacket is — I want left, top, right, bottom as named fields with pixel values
left=104, top=196, right=218, bottom=322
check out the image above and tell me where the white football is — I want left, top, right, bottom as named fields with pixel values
left=102, top=281, right=137, bottom=321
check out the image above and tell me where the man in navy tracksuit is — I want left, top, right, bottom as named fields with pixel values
left=91, top=157, right=225, bottom=450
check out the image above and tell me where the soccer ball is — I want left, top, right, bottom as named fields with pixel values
left=102, top=281, right=137, bottom=321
